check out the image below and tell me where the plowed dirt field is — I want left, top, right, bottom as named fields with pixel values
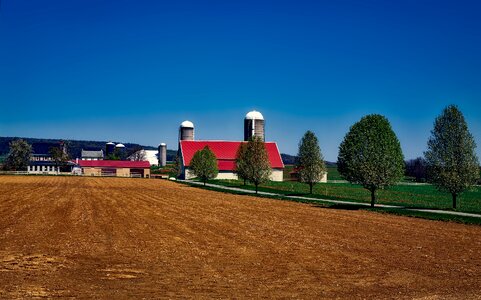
left=1, top=176, right=481, bottom=299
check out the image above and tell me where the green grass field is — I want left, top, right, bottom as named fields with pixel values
left=210, top=179, right=481, bottom=214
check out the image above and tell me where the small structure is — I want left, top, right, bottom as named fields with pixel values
left=158, top=143, right=167, bottom=167
left=77, top=160, right=151, bottom=178
left=178, top=140, right=284, bottom=181
left=81, top=149, right=104, bottom=160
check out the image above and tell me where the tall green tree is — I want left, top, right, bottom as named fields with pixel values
left=190, top=146, right=218, bottom=185
left=424, top=105, right=480, bottom=209
left=5, top=139, right=32, bottom=171
left=338, top=114, right=404, bottom=207
left=235, top=142, right=249, bottom=185
left=297, top=130, right=326, bottom=194
left=245, top=136, right=272, bottom=194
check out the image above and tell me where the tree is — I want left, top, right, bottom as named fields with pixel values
left=235, top=142, right=249, bottom=185
left=170, top=155, right=182, bottom=178
left=424, top=105, right=480, bottom=209
left=190, top=146, right=218, bottom=185
left=338, top=114, right=404, bottom=207
left=129, top=147, right=147, bottom=161
left=5, top=139, right=32, bottom=171
left=49, top=142, right=70, bottom=172
left=244, top=136, right=272, bottom=194
left=297, top=130, right=326, bottom=194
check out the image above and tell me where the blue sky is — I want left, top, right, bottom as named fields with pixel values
left=1, top=0, right=480, bottom=161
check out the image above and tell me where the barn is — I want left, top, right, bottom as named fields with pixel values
left=178, top=140, right=284, bottom=181
left=77, top=160, right=151, bottom=178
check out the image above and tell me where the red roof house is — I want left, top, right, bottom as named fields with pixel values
left=179, top=140, right=284, bottom=181
left=77, top=160, right=151, bottom=178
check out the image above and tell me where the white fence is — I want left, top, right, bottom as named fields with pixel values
left=0, top=171, right=146, bottom=178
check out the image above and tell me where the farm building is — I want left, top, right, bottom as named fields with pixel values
left=179, top=140, right=284, bottom=181
left=127, top=149, right=160, bottom=166
left=81, top=149, right=104, bottom=160
left=177, top=111, right=284, bottom=181
left=27, top=141, right=73, bottom=174
left=77, top=160, right=151, bottom=178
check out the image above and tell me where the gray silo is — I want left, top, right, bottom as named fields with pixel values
left=244, top=110, right=265, bottom=141
left=106, top=141, right=115, bottom=156
left=179, top=120, right=195, bottom=141
left=158, top=143, right=167, bottom=167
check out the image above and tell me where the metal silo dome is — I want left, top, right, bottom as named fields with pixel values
left=180, top=120, right=194, bottom=128
left=244, top=110, right=265, bottom=141
left=245, top=110, right=264, bottom=120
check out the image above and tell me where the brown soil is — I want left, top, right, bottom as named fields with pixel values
left=1, top=176, right=480, bottom=299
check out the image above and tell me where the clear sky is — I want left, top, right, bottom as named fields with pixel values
left=1, top=0, right=480, bottom=161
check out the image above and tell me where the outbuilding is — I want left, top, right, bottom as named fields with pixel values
left=77, top=160, right=151, bottom=178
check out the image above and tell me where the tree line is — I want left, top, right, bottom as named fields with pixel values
left=188, top=104, right=479, bottom=209
left=337, top=105, right=479, bottom=209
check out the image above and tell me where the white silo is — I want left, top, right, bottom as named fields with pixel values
left=115, top=143, right=126, bottom=159
left=179, top=120, right=194, bottom=141
left=244, top=110, right=265, bottom=141
left=158, top=143, right=167, bottom=167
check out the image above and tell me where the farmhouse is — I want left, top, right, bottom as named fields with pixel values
left=77, top=160, right=151, bottom=178
left=27, top=141, right=72, bottom=174
left=177, top=111, right=284, bottom=181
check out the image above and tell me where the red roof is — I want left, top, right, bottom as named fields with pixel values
left=77, top=160, right=150, bottom=168
left=179, top=140, right=284, bottom=171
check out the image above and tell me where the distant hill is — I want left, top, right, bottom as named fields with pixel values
left=280, top=153, right=297, bottom=165
left=280, top=153, right=336, bottom=167
left=0, top=137, right=177, bottom=161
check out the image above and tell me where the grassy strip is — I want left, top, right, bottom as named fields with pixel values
left=208, top=179, right=481, bottom=214
left=368, top=207, right=481, bottom=225
left=180, top=180, right=481, bottom=225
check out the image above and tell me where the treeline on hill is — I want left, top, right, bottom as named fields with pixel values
left=0, top=137, right=177, bottom=161
left=280, top=153, right=336, bottom=167
left=404, top=157, right=481, bottom=185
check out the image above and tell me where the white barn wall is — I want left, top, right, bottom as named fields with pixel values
left=270, top=169, right=284, bottom=182
left=184, top=168, right=284, bottom=182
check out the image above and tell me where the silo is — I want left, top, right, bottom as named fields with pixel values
left=179, top=120, right=195, bottom=141
left=106, top=141, right=115, bottom=156
left=115, top=143, right=126, bottom=160
left=244, top=110, right=265, bottom=141
left=158, top=143, right=167, bottom=167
